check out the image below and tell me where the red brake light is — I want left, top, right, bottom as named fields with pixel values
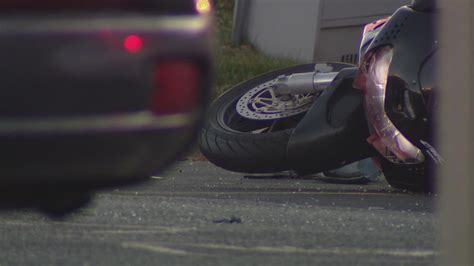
left=123, top=35, right=143, bottom=54
left=151, top=60, right=200, bottom=114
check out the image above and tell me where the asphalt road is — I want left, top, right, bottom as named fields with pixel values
left=0, top=160, right=437, bottom=265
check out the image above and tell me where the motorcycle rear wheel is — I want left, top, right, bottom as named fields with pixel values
left=199, top=64, right=318, bottom=173
left=380, top=158, right=435, bottom=192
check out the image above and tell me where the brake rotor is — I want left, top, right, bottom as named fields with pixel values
left=236, top=79, right=317, bottom=120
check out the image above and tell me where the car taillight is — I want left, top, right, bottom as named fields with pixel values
left=151, top=60, right=200, bottom=114
left=123, top=35, right=144, bottom=54
left=354, top=46, right=425, bottom=164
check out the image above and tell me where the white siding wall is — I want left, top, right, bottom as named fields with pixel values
left=315, top=0, right=411, bottom=62
left=245, top=0, right=322, bottom=62
left=244, top=0, right=411, bottom=62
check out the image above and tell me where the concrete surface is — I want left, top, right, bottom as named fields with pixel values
left=0, top=161, right=437, bottom=265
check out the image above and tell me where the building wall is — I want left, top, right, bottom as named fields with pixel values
left=243, top=0, right=411, bottom=62
left=245, top=0, right=322, bottom=62
left=315, top=0, right=411, bottom=63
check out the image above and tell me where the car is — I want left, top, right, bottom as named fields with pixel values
left=0, top=0, right=213, bottom=212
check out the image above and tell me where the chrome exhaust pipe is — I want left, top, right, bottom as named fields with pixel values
left=272, top=71, right=339, bottom=95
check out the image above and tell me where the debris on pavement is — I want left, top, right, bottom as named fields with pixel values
left=213, top=216, right=242, bottom=224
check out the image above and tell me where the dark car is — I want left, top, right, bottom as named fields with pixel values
left=0, top=0, right=213, bottom=211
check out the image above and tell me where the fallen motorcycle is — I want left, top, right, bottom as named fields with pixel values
left=200, top=0, right=439, bottom=192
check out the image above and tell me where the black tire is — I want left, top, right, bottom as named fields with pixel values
left=380, top=157, right=435, bottom=192
left=199, top=64, right=319, bottom=173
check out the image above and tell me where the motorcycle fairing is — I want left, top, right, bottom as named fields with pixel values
left=364, top=6, right=437, bottom=155
left=287, top=68, right=377, bottom=175
left=359, top=17, right=389, bottom=64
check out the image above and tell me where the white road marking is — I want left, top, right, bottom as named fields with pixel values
left=122, top=242, right=189, bottom=256
left=0, top=220, right=195, bottom=233
left=120, top=242, right=437, bottom=258
left=183, top=243, right=437, bottom=258
left=90, top=227, right=195, bottom=234
left=106, top=191, right=400, bottom=197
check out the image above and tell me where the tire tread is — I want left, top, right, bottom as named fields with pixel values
left=199, top=63, right=321, bottom=173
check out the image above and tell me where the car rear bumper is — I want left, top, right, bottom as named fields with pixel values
left=0, top=112, right=200, bottom=185
left=0, top=14, right=213, bottom=117
left=0, top=12, right=213, bottom=186
left=0, top=111, right=195, bottom=135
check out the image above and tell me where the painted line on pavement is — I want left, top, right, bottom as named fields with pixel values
left=122, top=242, right=190, bottom=256
left=106, top=191, right=401, bottom=197
left=120, top=242, right=437, bottom=258
left=186, top=243, right=437, bottom=258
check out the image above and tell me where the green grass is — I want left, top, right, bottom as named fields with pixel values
left=214, top=0, right=298, bottom=96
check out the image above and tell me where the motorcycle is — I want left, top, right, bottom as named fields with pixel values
left=200, top=0, right=439, bottom=192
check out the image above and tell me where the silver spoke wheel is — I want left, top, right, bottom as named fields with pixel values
left=236, top=79, right=317, bottom=120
